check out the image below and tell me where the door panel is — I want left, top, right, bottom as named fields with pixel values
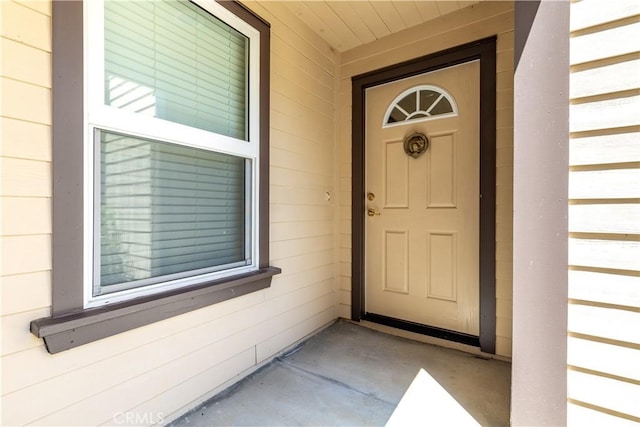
left=428, top=231, right=456, bottom=301
left=427, top=132, right=456, bottom=208
left=384, top=141, right=409, bottom=208
left=384, top=230, right=409, bottom=293
left=365, top=60, right=480, bottom=335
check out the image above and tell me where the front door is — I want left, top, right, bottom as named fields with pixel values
left=364, top=60, right=480, bottom=336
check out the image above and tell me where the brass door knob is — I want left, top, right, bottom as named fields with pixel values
left=367, top=208, right=381, bottom=217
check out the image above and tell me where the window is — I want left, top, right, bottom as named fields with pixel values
left=88, top=0, right=261, bottom=306
left=31, top=0, right=277, bottom=353
left=383, top=85, right=457, bottom=127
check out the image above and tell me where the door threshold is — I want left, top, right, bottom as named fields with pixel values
left=355, top=316, right=510, bottom=361
left=362, top=313, right=479, bottom=347
left=358, top=314, right=502, bottom=359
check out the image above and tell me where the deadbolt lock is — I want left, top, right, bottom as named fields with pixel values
left=367, top=192, right=375, bottom=201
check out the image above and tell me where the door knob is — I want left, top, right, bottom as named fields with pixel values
left=367, top=208, right=381, bottom=217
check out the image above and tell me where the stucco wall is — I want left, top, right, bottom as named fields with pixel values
left=567, top=0, right=640, bottom=424
left=337, top=1, right=515, bottom=358
left=0, top=1, right=339, bottom=424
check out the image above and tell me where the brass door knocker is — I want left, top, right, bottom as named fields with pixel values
left=403, top=132, right=429, bottom=159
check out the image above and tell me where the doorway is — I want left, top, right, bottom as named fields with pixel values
left=351, top=37, right=497, bottom=353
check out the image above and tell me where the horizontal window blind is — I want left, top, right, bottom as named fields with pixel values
left=104, top=0, right=248, bottom=140
left=98, top=130, right=248, bottom=294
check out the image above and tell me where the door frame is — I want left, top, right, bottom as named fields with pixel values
left=351, top=37, right=497, bottom=353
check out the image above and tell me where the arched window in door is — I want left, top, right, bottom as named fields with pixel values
left=383, top=85, right=458, bottom=127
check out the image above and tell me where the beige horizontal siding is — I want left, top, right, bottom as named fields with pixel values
left=571, top=59, right=640, bottom=99
left=571, top=0, right=640, bottom=32
left=570, top=21, right=640, bottom=65
left=569, top=304, right=639, bottom=344
left=569, top=270, right=640, bottom=307
left=0, top=0, right=51, bottom=51
left=0, top=118, right=52, bottom=162
left=568, top=403, right=640, bottom=427
left=570, top=168, right=640, bottom=199
left=0, top=37, right=51, bottom=88
left=568, top=370, right=640, bottom=420
left=1, top=0, right=339, bottom=424
left=338, top=1, right=514, bottom=358
left=2, top=290, right=266, bottom=395
left=569, top=130, right=640, bottom=166
left=570, top=94, right=640, bottom=133
left=0, top=15, right=55, bottom=420
left=0, top=271, right=51, bottom=316
left=568, top=1, right=640, bottom=424
left=1, top=78, right=52, bottom=125
left=1, top=157, right=51, bottom=197
left=568, top=336, right=640, bottom=381
left=569, top=238, right=640, bottom=271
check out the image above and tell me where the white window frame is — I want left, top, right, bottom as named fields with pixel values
left=83, top=0, right=262, bottom=308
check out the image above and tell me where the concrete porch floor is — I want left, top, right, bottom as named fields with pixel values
left=169, top=320, right=511, bottom=426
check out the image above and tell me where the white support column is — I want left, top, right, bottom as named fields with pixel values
left=512, top=1, right=570, bottom=425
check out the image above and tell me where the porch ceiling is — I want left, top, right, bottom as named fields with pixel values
left=273, top=1, right=481, bottom=52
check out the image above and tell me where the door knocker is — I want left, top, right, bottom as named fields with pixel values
left=403, top=132, right=429, bottom=159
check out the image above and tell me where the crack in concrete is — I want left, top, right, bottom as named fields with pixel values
left=275, top=358, right=397, bottom=409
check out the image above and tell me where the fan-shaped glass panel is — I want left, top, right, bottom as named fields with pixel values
left=397, top=92, right=417, bottom=115
left=383, top=85, right=457, bottom=127
left=419, top=90, right=440, bottom=111
left=430, top=97, right=453, bottom=116
left=388, top=107, right=407, bottom=124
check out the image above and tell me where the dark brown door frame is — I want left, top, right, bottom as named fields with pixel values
left=351, top=37, right=497, bottom=354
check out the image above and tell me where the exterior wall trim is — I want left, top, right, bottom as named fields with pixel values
left=31, top=267, right=280, bottom=354
left=350, top=37, right=497, bottom=353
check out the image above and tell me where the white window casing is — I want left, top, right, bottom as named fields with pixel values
left=83, top=0, right=262, bottom=307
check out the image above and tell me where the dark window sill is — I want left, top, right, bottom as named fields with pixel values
left=31, top=266, right=281, bottom=354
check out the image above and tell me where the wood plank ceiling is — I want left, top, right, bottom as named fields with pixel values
left=277, top=1, right=481, bottom=52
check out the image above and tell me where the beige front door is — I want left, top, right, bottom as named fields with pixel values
left=365, top=60, right=480, bottom=335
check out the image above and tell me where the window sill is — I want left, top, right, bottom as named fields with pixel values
left=30, top=266, right=281, bottom=354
